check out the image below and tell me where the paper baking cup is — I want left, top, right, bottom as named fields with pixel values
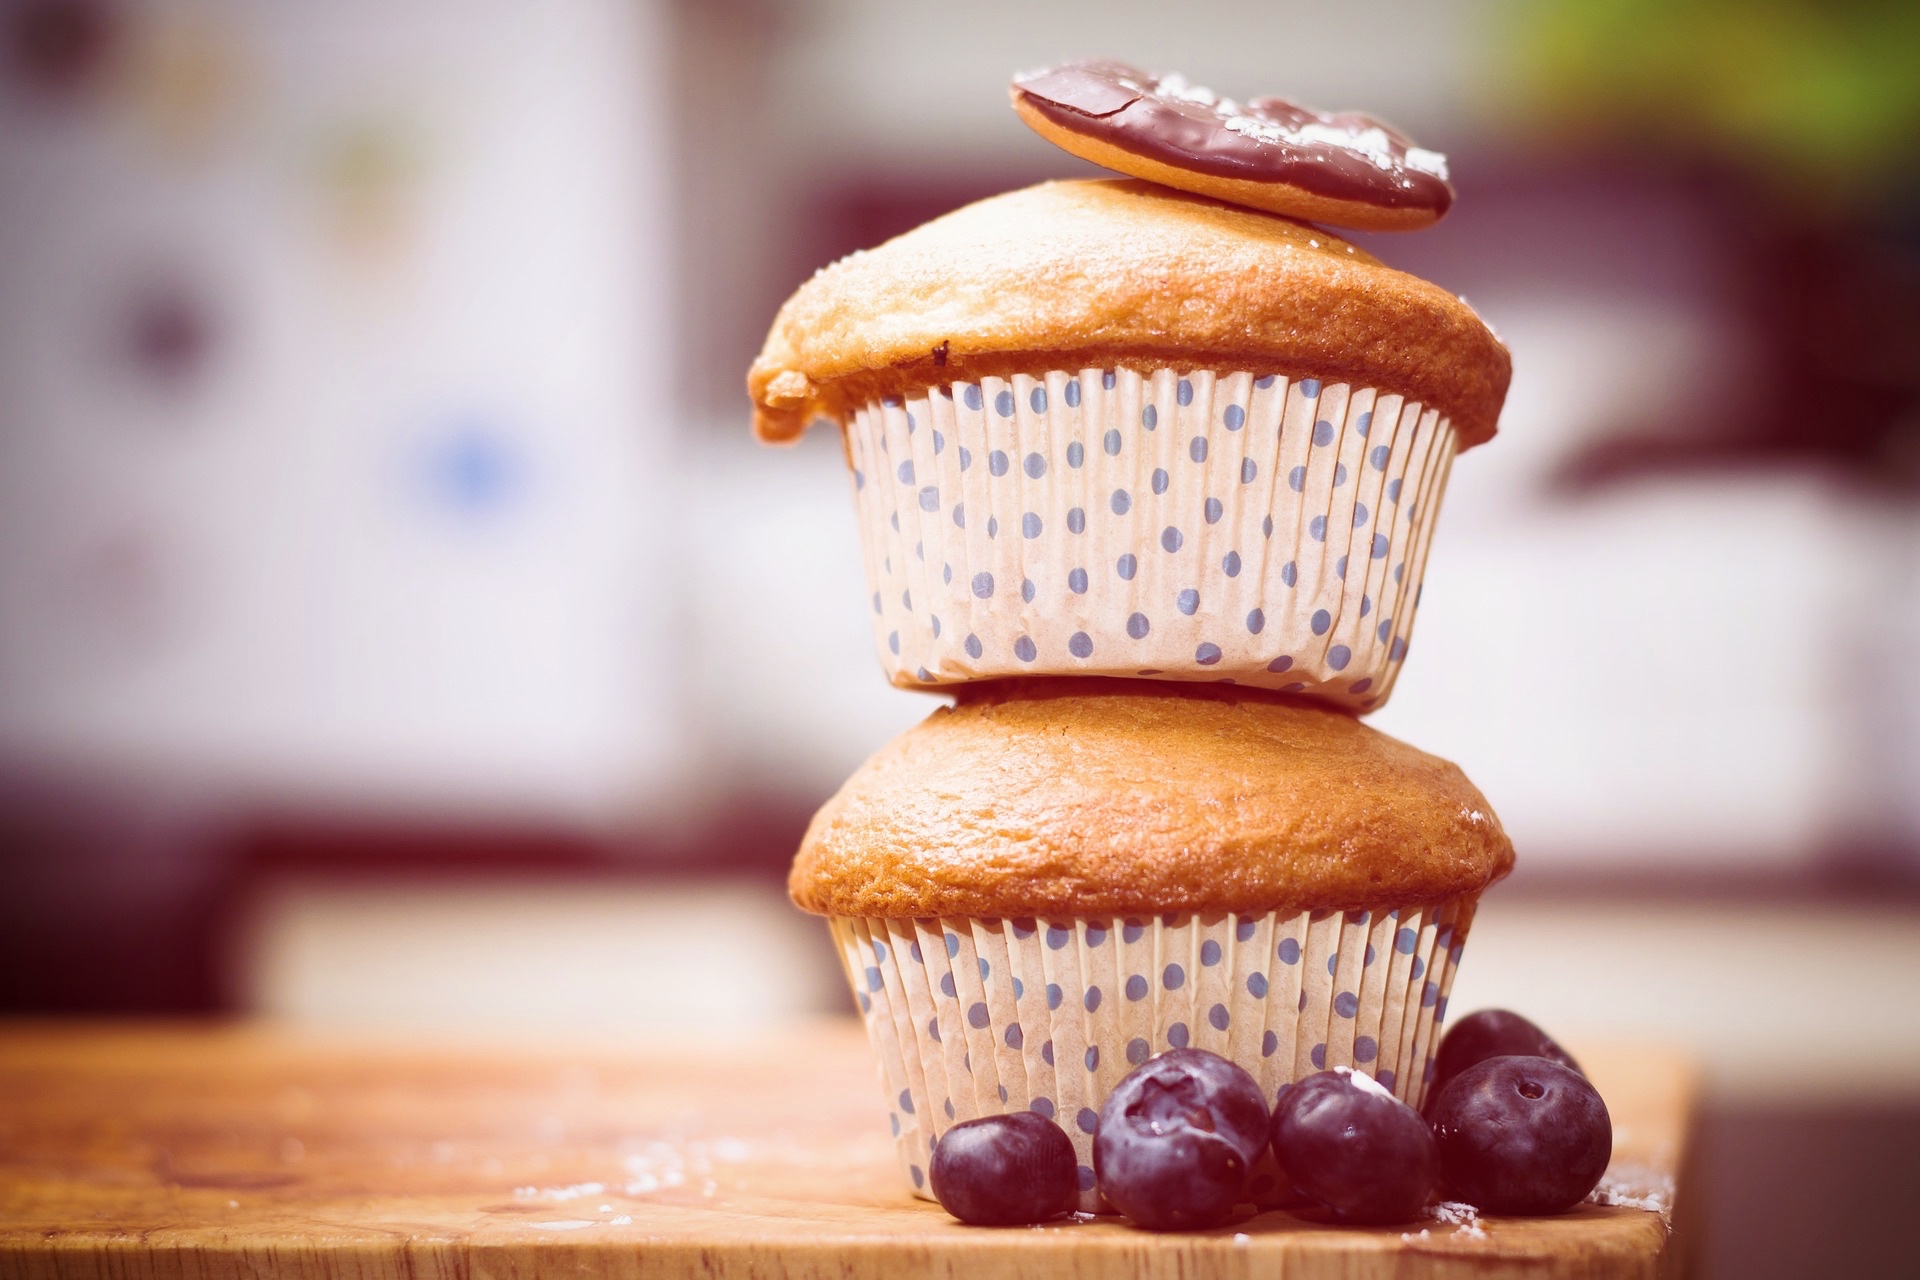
left=831, top=899, right=1477, bottom=1213
left=845, top=367, right=1456, bottom=711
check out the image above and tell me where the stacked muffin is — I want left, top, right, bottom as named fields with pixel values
left=750, top=62, right=1515, bottom=1212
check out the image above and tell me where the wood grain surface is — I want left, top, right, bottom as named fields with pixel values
left=0, top=1021, right=1692, bottom=1279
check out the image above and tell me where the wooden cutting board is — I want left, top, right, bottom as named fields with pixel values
left=0, top=1022, right=1691, bottom=1279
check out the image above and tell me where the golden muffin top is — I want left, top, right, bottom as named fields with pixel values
left=749, top=179, right=1508, bottom=449
left=791, top=679, right=1513, bottom=919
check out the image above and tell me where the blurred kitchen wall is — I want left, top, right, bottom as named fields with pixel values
left=0, top=0, right=1916, bottom=1004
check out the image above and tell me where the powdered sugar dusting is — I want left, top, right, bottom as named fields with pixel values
left=1589, top=1162, right=1676, bottom=1219
left=1335, top=1064, right=1395, bottom=1100
left=1428, top=1200, right=1488, bottom=1239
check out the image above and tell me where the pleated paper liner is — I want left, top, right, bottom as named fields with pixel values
left=831, top=898, right=1477, bottom=1213
left=845, top=367, right=1456, bottom=711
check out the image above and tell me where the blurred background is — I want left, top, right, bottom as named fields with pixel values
left=0, top=0, right=1916, bottom=1273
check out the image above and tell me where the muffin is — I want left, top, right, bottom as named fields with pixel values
left=793, top=679, right=1513, bottom=1210
left=750, top=178, right=1509, bottom=709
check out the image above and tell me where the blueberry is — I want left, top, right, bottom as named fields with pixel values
left=928, top=1112, right=1078, bottom=1225
left=1093, top=1048, right=1268, bottom=1230
left=1430, top=1009, right=1584, bottom=1108
left=1270, top=1068, right=1436, bottom=1224
left=1429, top=1056, right=1611, bottom=1215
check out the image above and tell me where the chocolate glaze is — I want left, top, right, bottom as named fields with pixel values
left=1014, top=60, right=1452, bottom=216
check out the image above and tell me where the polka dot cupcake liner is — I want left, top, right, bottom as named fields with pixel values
left=832, top=896, right=1478, bottom=1213
left=846, top=367, right=1457, bottom=710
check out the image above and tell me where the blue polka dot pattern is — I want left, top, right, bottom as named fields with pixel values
left=847, top=370, right=1457, bottom=716
left=1247, top=972, right=1268, bottom=998
left=1177, top=589, right=1200, bottom=615
left=1209, top=1003, right=1230, bottom=1031
left=1278, top=937, right=1301, bottom=965
left=1334, top=991, right=1359, bottom=1018
left=1077, top=1107, right=1099, bottom=1134
left=1168, top=1022, right=1190, bottom=1049
left=1127, top=1037, right=1150, bottom=1064
left=1310, top=1042, right=1327, bottom=1069
left=1125, top=974, right=1148, bottom=1001
left=1117, top=554, right=1138, bottom=581
left=1163, top=963, right=1186, bottom=990
left=1262, top=1030, right=1279, bottom=1057
left=1083, top=986, right=1101, bottom=1012
left=971, top=572, right=993, bottom=599
left=1085, top=1046, right=1100, bottom=1071
left=1354, top=1036, right=1377, bottom=1063
left=1046, top=983, right=1062, bottom=1010
left=1005, top=1023, right=1024, bottom=1048
left=1311, top=609, right=1332, bottom=635
left=1177, top=378, right=1193, bottom=406
left=1032, top=1096, right=1054, bottom=1118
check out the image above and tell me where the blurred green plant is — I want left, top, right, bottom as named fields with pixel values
left=1504, top=0, right=1920, bottom=204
